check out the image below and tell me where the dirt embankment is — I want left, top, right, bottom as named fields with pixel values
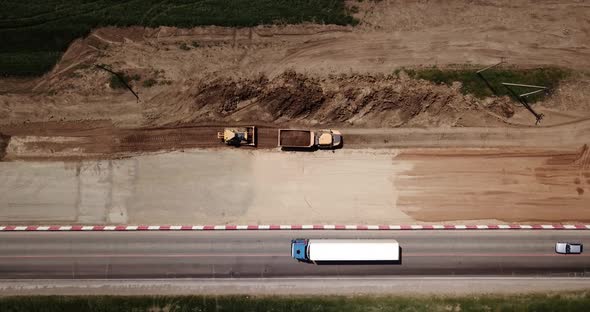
left=143, top=70, right=514, bottom=128
left=1, top=68, right=519, bottom=134
left=1, top=0, right=589, bottom=130
left=0, top=0, right=588, bottom=161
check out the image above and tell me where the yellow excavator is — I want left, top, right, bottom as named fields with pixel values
left=217, top=126, right=256, bottom=147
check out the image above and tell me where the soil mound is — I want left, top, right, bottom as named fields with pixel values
left=261, top=71, right=325, bottom=119
left=143, top=70, right=499, bottom=128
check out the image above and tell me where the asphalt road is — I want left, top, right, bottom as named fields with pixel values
left=0, top=231, right=589, bottom=279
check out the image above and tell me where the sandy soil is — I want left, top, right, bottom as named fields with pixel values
left=1, top=0, right=589, bottom=133
left=0, top=1, right=589, bottom=225
left=1, top=118, right=589, bottom=161
left=397, top=145, right=590, bottom=222
left=0, top=149, right=414, bottom=225
left=1, top=147, right=588, bottom=225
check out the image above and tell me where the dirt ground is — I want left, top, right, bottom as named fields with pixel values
left=0, top=1, right=589, bottom=224
left=1, top=118, right=590, bottom=161
left=1, top=0, right=589, bottom=137
left=397, top=145, right=590, bottom=222
left=1, top=147, right=588, bottom=225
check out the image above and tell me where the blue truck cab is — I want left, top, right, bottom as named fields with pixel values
left=291, top=239, right=310, bottom=262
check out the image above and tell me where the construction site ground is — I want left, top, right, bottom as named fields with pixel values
left=1, top=143, right=589, bottom=225
left=2, top=1, right=590, bottom=130
left=0, top=0, right=589, bottom=225
left=1, top=118, right=589, bottom=161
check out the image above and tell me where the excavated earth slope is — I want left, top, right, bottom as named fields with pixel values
left=0, top=0, right=589, bottom=160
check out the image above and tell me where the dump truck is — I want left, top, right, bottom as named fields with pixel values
left=218, top=126, right=256, bottom=146
left=291, top=239, right=400, bottom=264
left=278, top=129, right=342, bottom=149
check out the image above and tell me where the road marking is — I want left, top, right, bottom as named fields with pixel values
left=1, top=224, right=590, bottom=231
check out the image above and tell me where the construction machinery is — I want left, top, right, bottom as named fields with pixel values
left=278, top=129, right=342, bottom=149
left=218, top=126, right=256, bottom=147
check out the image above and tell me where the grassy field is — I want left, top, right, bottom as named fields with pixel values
left=398, top=66, right=570, bottom=102
left=0, top=0, right=356, bottom=76
left=1, top=292, right=589, bottom=312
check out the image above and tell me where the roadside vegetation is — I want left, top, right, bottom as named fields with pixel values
left=1, top=292, right=589, bottom=311
left=0, top=0, right=357, bottom=76
left=397, top=66, right=570, bottom=102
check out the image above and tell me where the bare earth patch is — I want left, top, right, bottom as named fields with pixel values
left=1, top=146, right=588, bottom=225
left=0, top=1, right=589, bottom=224
left=1, top=0, right=589, bottom=131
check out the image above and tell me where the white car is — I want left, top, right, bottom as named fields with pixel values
left=555, top=242, right=583, bottom=254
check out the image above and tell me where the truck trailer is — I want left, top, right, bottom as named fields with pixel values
left=278, top=129, right=342, bottom=149
left=291, top=239, right=400, bottom=264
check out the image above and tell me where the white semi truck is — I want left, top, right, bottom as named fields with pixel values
left=291, top=239, right=400, bottom=264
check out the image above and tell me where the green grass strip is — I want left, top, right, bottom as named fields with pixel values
left=1, top=292, right=589, bottom=312
left=397, top=66, right=570, bottom=102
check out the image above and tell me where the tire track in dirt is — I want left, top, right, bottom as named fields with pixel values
left=2, top=117, right=590, bottom=161
left=0, top=123, right=280, bottom=161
